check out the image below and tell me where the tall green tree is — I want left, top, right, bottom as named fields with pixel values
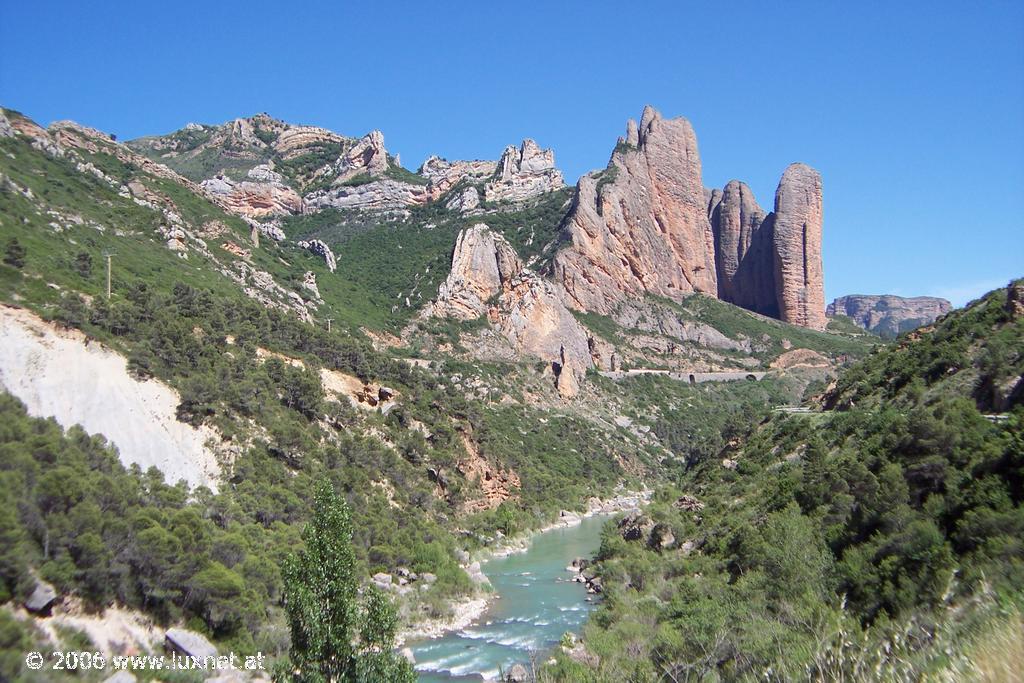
left=281, top=481, right=414, bottom=683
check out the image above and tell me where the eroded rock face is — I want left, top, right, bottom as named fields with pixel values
left=0, top=110, right=14, bottom=138
left=429, top=224, right=591, bottom=397
left=553, top=107, right=719, bottom=314
left=772, top=163, right=826, bottom=329
left=305, top=178, right=430, bottom=211
left=711, top=180, right=770, bottom=309
left=420, top=156, right=497, bottom=197
left=297, top=239, right=337, bottom=272
left=483, top=139, right=564, bottom=203
left=433, top=224, right=520, bottom=320
left=200, top=167, right=303, bottom=218
left=272, top=125, right=346, bottom=160
left=827, top=295, right=952, bottom=337
left=334, top=130, right=389, bottom=182
left=445, top=186, right=480, bottom=212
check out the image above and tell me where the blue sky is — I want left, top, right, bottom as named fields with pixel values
left=1, top=0, right=1021, bottom=306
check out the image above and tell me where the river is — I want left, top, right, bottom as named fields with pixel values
left=410, top=514, right=612, bottom=682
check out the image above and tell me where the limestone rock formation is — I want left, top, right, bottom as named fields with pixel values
left=771, top=163, right=826, bottom=329
left=553, top=106, right=719, bottom=314
left=420, top=156, right=497, bottom=197
left=272, top=125, right=346, bottom=160
left=827, top=295, right=952, bottom=337
left=483, top=139, right=564, bottom=203
left=297, top=239, right=337, bottom=272
left=0, top=110, right=13, bottom=138
left=305, top=179, right=430, bottom=212
left=432, top=224, right=520, bottom=320
left=334, top=130, right=389, bottom=182
left=429, top=224, right=591, bottom=397
left=445, top=186, right=481, bottom=212
left=200, top=166, right=303, bottom=218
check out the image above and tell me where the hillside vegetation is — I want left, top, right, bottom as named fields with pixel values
left=545, top=282, right=1024, bottom=681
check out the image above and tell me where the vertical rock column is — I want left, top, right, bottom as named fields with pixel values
left=771, top=163, right=826, bottom=329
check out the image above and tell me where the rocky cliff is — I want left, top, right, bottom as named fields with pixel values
left=483, top=139, right=565, bottom=203
left=827, top=294, right=952, bottom=337
left=553, top=106, right=719, bottom=314
left=428, top=224, right=591, bottom=397
left=553, top=107, right=826, bottom=329
left=769, top=163, right=826, bottom=329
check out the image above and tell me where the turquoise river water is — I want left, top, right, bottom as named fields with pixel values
left=410, top=514, right=612, bottom=682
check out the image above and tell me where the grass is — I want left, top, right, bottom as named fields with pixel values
left=652, top=293, right=878, bottom=360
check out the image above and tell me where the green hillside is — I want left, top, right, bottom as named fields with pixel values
left=546, top=282, right=1024, bottom=681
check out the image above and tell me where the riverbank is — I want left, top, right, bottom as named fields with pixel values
left=396, top=488, right=651, bottom=647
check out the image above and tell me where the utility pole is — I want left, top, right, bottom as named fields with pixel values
left=104, top=252, right=115, bottom=300
left=325, top=318, right=333, bottom=333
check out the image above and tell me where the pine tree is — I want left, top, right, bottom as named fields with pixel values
left=282, top=481, right=414, bottom=683
left=3, top=238, right=26, bottom=269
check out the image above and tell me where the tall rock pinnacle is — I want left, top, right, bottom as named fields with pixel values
left=771, top=163, right=826, bottom=329
left=553, top=106, right=719, bottom=314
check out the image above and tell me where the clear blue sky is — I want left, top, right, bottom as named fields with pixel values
left=2, top=0, right=1022, bottom=306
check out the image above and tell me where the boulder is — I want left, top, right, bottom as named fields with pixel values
left=673, top=495, right=705, bottom=512
left=24, top=580, right=58, bottom=614
left=505, top=663, right=530, bottom=682
left=617, top=512, right=654, bottom=542
left=165, top=627, right=217, bottom=660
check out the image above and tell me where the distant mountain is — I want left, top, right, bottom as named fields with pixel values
left=827, top=294, right=952, bottom=338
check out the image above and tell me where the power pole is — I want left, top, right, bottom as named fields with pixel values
left=104, top=252, right=115, bottom=300
left=325, top=318, right=333, bottom=333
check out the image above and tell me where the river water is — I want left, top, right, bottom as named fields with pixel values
left=411, top=514, right=612, bottom=682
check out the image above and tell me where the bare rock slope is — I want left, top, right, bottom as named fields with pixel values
left=0, top=306, right=222, bottom=490
left=429, top=224, right=591, bottom=397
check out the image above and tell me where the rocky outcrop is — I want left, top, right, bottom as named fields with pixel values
left=827, top=295, right=952, bottom=337
left=200, top=165, right=303, bottom=218
left=710, top=180, right=773, bottom=314
left=445, top=186, right=480, bottom=212
left=1007, top=281, right=1024, bottom=318
left=553, top=107, right=719, bottom=314
left=483, top=139, right=564, bottom=203
left=554, top=107, right=826, bottom=329
left=771, top=163, right=826, bottom=329
left=296, top=239, right=337, bottom=272
left=165, top=628, right=217, bottom=659
left=420, top=156, right=497, bottom=196
left=458, top=431, right=520, bottom=512
left=0, top=109, right=14, bottom=138
left=429, top=224, right=591, bottom=397
left=334, top=130, right=389, bottom=182
left=432, top=225, right=520, bottom=319
left=272, top=125, right=346, bottom=160
left=305, top=178, right=430, bottom=212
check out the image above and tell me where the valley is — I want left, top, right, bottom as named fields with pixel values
left=0, top=98, right=1019, bottom=683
